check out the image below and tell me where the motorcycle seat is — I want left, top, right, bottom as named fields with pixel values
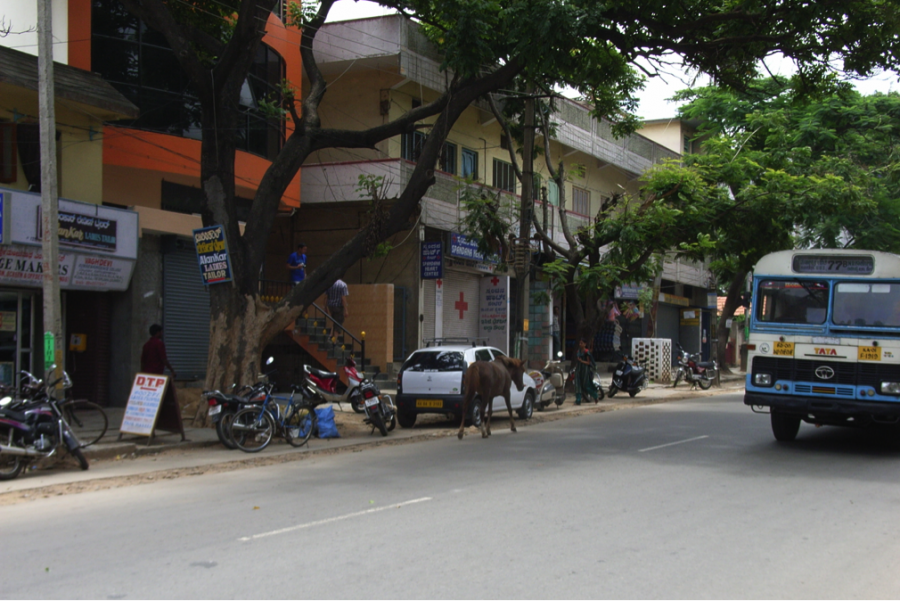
left=697, top=361, right=716, bottom=369
left=307, top=366, right=338, bottom=380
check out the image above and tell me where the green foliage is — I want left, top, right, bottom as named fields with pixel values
left=458, top=180, right=517, bottom=264
left=284, top=0, right=321, bottom=28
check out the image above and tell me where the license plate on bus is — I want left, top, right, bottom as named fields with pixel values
left=773, top=342, right=794, bottom=356
left=859, top=346, right=882, bottom=361
left=365, top=397, right=379, bottom=408
left=208, top=404, right=222, bottom=417
left=416, top=399, right=443, bottom=408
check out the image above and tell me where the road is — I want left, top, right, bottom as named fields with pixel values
left=3, top=392, right=900, bottom=599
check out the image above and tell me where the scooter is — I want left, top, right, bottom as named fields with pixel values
left=531, top=356, right=571, bottom=410
left=299, top=359, right=365, bottom=413
left=608, top=354, right=648, bottom=398
left=672, top=343, right=718, bottom=390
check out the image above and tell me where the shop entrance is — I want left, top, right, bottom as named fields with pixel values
left=0, top=291, right=36, bottom=386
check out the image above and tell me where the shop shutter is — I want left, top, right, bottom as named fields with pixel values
left=163, top=244, right=210, bottom=380
left=442, top=270, right=480, bottom=341
left=422, top=279, right=435, bottom=344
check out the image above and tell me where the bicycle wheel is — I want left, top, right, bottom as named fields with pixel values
left=62, top=400, right=109, bottom=448
left=231, top=408, right=275, bottom=453
left=284, top=405, right=316, bottom=448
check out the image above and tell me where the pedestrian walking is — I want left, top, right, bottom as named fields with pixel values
left=327, top=278, right=349, bottom=337
left=574, top=338, right=599, bottom=405
left=287, top=243, right=307, bottom=284
left=551, top=305, right=561, bottom=358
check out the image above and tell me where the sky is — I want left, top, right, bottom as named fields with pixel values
left=325, top=0, right=899, bottom=121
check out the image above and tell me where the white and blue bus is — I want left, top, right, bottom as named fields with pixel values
left=744, top=249, right=900, bottom=441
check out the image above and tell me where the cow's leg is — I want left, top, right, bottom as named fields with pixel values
left=458, top=392, right=472, bottom=440
left=482, top=399, right=492, bottom=438
left=504, top=392, right=517, bottom=433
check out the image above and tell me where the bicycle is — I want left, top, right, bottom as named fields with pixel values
left=230, top=384, right=318, bottom=453
left=59, top=398, right=109, bottom=448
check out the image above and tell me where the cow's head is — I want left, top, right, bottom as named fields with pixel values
left=498, top=355, right=526, bottom=391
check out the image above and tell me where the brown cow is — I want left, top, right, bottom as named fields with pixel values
left=458, top=355, right=527, bottom=440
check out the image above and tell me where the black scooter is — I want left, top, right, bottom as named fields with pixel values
left=608, top=354, right=648, bottom=398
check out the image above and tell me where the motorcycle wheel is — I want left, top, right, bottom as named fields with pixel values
left=629, top=388, right=639, bottom=397
left=672, top=369, right=683, bottom=388
left=608, top=385, right=618, bottom=398
left=370, top=411, right=388, bottom=437
left=349, top=390, right=365, bottom=414
left=0, top=426, right=23, bottom=481
left=215, top=411, right=238, bottom=450
left=285, top=406, right=316, bottom=448
left=697, top=376, right=713, bottom=390
left=71, top=446, right=89, bottom=471
left=386, top=410, right=397, bottom=432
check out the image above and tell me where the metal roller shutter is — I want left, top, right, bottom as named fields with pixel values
left=163, top=244, right=210, bottom=380
left=423, top=279, right=435, bottom=344
left=442, top=270, right=480, bottom=341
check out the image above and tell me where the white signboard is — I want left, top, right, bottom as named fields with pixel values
left=435, top=279, right=444, bottom=339
left=479, top=275, right=509, bottom=353
left=120, top=374, right=170, bottom=436
left=0, top=246, right=134, bottom=291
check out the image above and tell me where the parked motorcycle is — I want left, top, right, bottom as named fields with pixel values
left=672, top=343, right=718, bottom=390
left=204, top=383, right=268, bottom=449
left=531, top=357, right=571, bottom=410
left=608, top=354, right=648, bottom=398
left=0, top=369, right=89, bottom=480
left=357, top=378, right=396, bottom=436
left=299, top=360, right=365, bottom=413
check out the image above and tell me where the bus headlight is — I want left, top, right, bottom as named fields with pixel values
left=753, top=373, right=773, bottom=387
left=880, top=382, right=900, bottom=395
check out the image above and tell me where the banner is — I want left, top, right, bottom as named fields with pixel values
left=193, top=225, right=233, bottom=285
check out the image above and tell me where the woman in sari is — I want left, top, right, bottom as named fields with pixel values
left=574, top=338, right=599, bottom=405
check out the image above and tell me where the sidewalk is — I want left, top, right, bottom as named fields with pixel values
left=0, top=372, right=746, bottom=497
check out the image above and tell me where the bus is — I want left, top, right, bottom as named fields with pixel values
left=744, top=249, right=900, bottom=441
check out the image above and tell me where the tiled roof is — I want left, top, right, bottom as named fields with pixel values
left=717, top=296, right=745, bottom=316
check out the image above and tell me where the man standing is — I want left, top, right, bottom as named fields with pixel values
left=140, top=324, right=184, bottom=440
left=287, top=243, right=307, bottom=284
left=326, top=278, right=349, bottom=337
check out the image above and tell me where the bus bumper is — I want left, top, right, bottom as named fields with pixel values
left=745, top=392, right=900, bottom=422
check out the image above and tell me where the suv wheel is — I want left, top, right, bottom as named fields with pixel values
left=465, top=398, right=483, bottom=428
left=517, top=392, right=534, bottom=420
left=397, top=412, right=417, bottom=428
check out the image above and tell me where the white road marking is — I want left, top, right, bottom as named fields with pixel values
left=638, top=435, right=709, bottom=453
left=237, top=497, right=433, bottom=542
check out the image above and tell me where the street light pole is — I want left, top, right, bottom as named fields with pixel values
left=37, top=0, right=63, bottom=382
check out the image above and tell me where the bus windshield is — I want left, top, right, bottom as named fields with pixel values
left=832, top=282, right=900, bottom=327
left=756, top=279, right=829, bottom=324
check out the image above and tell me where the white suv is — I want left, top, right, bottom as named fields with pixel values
left=395, top=343, right=537, bottom=428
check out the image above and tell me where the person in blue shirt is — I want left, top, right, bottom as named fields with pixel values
left=287, top=243, right=307, bottom=284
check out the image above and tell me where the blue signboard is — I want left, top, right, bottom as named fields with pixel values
left=449, top=232, right=498, bottom=263
left=421, top=241, right=442, bottom=279
left=192, top=225, right=232, bottom=285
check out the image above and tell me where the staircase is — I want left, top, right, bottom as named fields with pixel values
left=286, top=317, right=379, bottom=384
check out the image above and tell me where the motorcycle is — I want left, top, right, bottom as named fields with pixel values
left=204, top=356, right=277, bottom=449
left=299, top=360, right=365, bottom=413
left=608, top=354, right=648, bottom=398
left=0, top=369, right=89, bottom=480
left=672, top=343, right=718, bottom=390
left=531, top=357, right=571, bottom=410
left=357, top=378, right=396, bottom=436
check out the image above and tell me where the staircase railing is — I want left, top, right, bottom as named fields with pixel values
left=259, top=279, right=367, bottom=372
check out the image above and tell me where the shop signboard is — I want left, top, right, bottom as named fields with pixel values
left=192, top=225, right=233, bottom=285
left=0, top=246, right=135, bottom=291
left=479, top=275, right=509, bottom=353
left=449, top=232, right=498, bottom=263
left=421, top=241, right=442, bottom=279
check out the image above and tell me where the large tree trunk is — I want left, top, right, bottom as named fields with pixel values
left=716, top=269, right=748, bottom=375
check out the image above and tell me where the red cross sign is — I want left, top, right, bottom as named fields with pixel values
left=454, top=291, right=469, bottom=319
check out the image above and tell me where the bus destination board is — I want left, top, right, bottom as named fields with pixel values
left=792, top=255, right=874, bottom=275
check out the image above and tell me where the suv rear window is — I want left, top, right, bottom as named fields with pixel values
left=401, top=350, right=466, bottom=372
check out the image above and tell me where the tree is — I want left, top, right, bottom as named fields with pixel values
left=671, top=82, right=900, bottom=371
left=117, top=0, right=900, bottom=391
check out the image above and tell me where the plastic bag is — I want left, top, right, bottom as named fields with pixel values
left=315, top=406, right=340, bottom=438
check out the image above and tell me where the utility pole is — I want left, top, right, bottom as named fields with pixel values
left=38, top=0, right=63, bottom=382
left=514, top=85, right=535, bottom=360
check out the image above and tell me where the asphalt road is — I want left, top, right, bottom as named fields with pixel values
left=3, top=392, right=900, bottom=599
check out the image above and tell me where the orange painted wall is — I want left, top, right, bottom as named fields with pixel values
left=68, top=0, right=91, bottom=70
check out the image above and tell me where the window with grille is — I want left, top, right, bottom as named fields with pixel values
left=683, top=135, right=692, bottom=154
left=461, top=148, right=478, bottom=180
left=401, top=131, right=426, bottom=161
left=440, top=142, right=457, bottom=174
left=493, top=158, right=515, bottom=192
left=572, top=186, right=590, bottom=215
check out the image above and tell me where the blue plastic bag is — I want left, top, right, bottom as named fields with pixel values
left=315, top=406, right=340, bottom=438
